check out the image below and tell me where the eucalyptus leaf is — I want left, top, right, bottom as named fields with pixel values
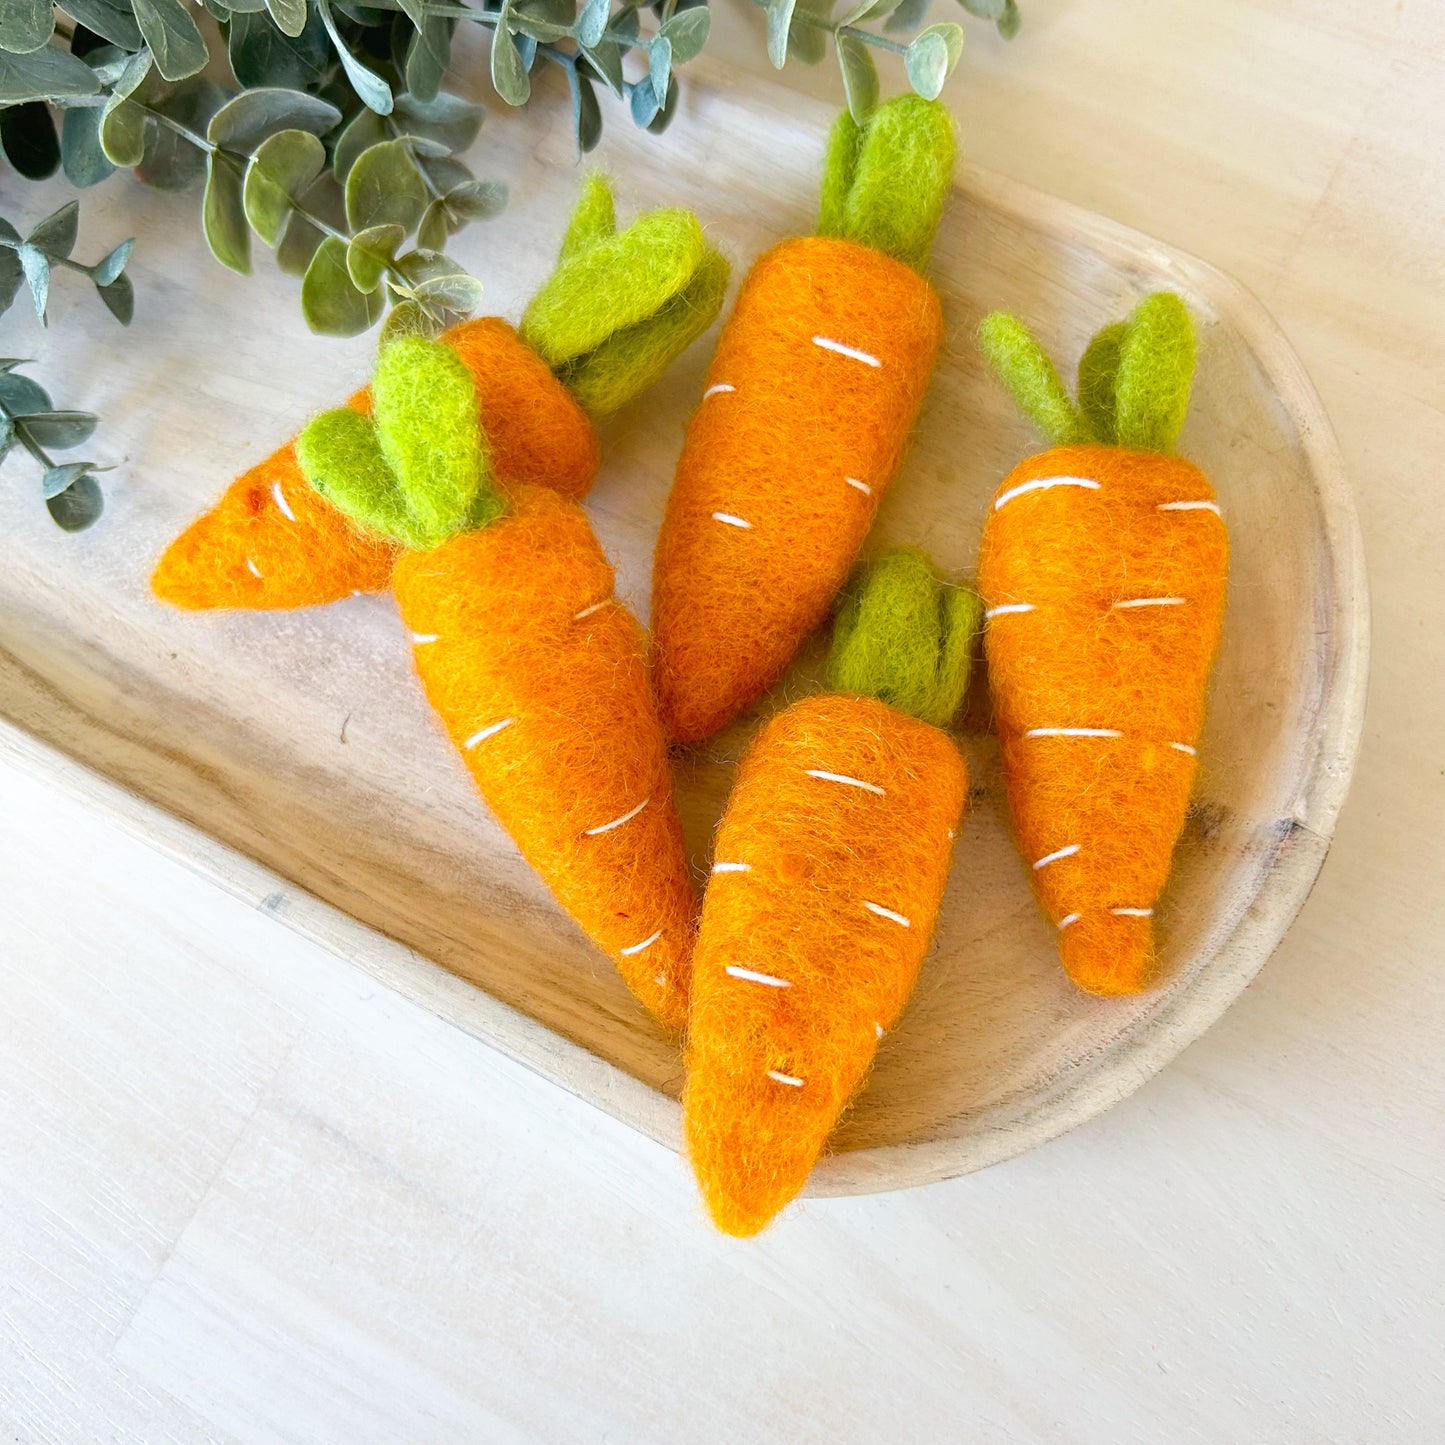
left=445, top=178, right=506, bottom=220
left=132, top=0, right=209, bottom=80
left=97, top=270, right=134, bottom=323
left=276, top=172, right=344, bottom=274
left=884, top=0, right=928, bottom=33
left=92, top=238, right=133, bottom=286
left=18, top=243, right=48, bottom=322
left=787, top=0, right=832, bottom=61
left=28, top=201, right=80, bottom=258
left=228, top=7, right=331, bottom=89
left=997, top=0, right=1020, bottom=39
left=203, top=153, right=252, bottom=274
left=318, top=0, right=394, bottom=113
left=405, top=15, right=452, bottom=103
left=490, top=12, right=530, bottom=106
left=627, top=75, right=659, bottom=128
left=0, top=246, right=20, bottom=317
left=416, top=153, right=470, bottom=192
left=390, top=247, right=460, bottom=286
left=61, top=104, right=115, bottom=187
left=301, top=234, right=384, bottom=336
left=1, top=101, right=60, bottom=179
left=660, top=5, right=709, bottom=63
left=645, top=73, right=678, bottom=134
left=836, top=31, right=877, bottom=122
left=580, top=39, right=623, bottom=98
left=648, top=33, right=671, bottom=102
left=62, top=0, right=144, bottom=50
left=393, top=90, right=485, bottom=154
left=568, top=62, right=601, bottom=154
left=0, top=42, right=104, bottom=103
left=41, top=460, right=94, bottom=498
left=0, top=372, right=51, bottom=414
left=263, top=0, right=309, bottom=37
left=410, top=268, right=484, bottom=317
left=416, top=200, right=449, bottom=252
left=207, top=87, right=343, bottom=153
left=0, top=0, right=55, bottom=56
left=26, top=410, right=98, bottom=448
left=903, top=21, right=962, bottom=99
left=510, top=6, right=570, bottom=42
left=765, top=0, right=795, bottom=68
left=0, top=411, right=10, bottom=457
left=244, top=128, right=325, bottom=245
left=345, top=221, right=404, bottom=291
left=332, top=106, right=388, bottom=181
left=47, top=472, right=103, bottom=530
left=575, top=0, right=608, bottom=48
left=956, top=0, right=1003, bottom=16
left=100, top=96, right=147, bottom=165
left=135, top=75, right=226, bottom=191
left=345, top=139, right=428, bottom=233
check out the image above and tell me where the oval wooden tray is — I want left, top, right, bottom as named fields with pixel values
left=0, top=65, right=1367, bottom=1195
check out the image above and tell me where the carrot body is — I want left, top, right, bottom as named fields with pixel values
left=978, top=443, right=1229, bottom=995
left=651, top=237, right=944, bottom=743
left=392, top=484, right=696, bottom=1032
left=151, top=318, right=599, bottom=612
left=684, top=693, right=967, bottom=1235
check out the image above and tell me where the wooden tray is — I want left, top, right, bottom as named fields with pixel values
left=0, top=63, right=1367, bottom=1195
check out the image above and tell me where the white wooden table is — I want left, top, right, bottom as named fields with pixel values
left=4, top=3, right=1443, bottom=1439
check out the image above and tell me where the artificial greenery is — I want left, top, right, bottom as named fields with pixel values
left=1, top=0, right=1020, bottom=528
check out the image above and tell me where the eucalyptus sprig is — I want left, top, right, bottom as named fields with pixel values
left=0, top=359, right=107, bottom=530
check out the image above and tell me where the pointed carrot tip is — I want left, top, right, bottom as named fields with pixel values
left=1058, top=910, right=1158, bottom=996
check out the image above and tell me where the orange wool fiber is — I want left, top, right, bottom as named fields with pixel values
left=392, top=484, right=697, bottom=1033
left=683, top=693, right=967, bottom=1235
left=150, top=317, right=599, bottom=613
left=978, top=443, right=1229, bottom=995
left=651, top=236, right=945, bottom=743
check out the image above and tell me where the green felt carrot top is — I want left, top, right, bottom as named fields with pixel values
left=827, top=548, right=983, bottom=729
left=978, top=291, right=1198, bottom=454
left=296, top=336, right=501, bottom=551
left=816, top=95, right=958, bottom=274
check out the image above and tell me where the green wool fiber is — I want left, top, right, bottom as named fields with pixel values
left=817, top=95, right=957, bottom=274
left=296, top=408, right=431, bottom=551
left=1076, top=320, right=1127, bottom=445
left=372, top=336, right=501, bottom=544
left=979, top=311, right=1086, bottom=446
left=561, top=248, right=730, bottom=417
left=1113, top=292, right=1196, bottom=454
left=828, top=549, right=981, bottom=729
left=560, top=171, right=617, bottom=259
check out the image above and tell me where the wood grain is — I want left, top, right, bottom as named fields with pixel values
left=0, top=62, right=1365, bottom=1194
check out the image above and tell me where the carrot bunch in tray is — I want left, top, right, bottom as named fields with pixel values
left=151, top=178, right=729, bottom=1034
left=684, top=551, right=982, bottom=1236
left=651, top=94, right=958, bottom=743
left=977, top=294, right=1229, bottom=996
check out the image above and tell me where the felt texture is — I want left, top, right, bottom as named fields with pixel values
left=977, top=442, right=1228, bottom=995
left=1076, top=321, right=1127, bottom=446
left=393, top=483, right=698, bottom=1034
left=977, top=311, right=1087, bottom=447
left=683, top=692, right=968, bottom=1236
left=651, top=235, right=945, bottom=743
left=828, top=548, right=981, bottom=728
left=520, top=175, right=729, bottom=418
left=150, top=316, right=599, bottom=612
left=1113, top=292, right=1195, bottom=453
left=817, top=95, right=957, bottom=274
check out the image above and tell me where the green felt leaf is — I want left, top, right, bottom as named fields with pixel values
left=132, top=0, right=208, bottom=80
left=1076, top=319, right=1126, bottom=445
left=47, top=471, right=103, bottom=530
left=202, top=152, right=252, bottom=274
left=27, top=201, right=79, bottom=258
left=903, top=21, right=962, bottom=100
left=0, top=43, right=103, bottom=103
left=243, top=128, right=325, bottom=245
left=1113, top=292, right=1195, bottom=454
left=345, top=139, right=428, bottom=234
left=660, top=5, right=709, bottom=62
left=301, top=234, right=384, bottom=335
left=558, top=171, right=613, bottom=257
left=62, top=104, right=116, bottom=187
left=978, top=311, right=1085, bottom=446
left=0, top=0, right=56, bottom=56
left=296, top=407, right=421, bottom=546
left=345, top=221, right=404, bottom=291
left=207, top=86, right=343, bottom=153
left=836, top=32, right=877, bottom=122
left=1, top=101, right=60, bottom=179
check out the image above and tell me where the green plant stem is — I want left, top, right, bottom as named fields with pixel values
left=0, top=398, right=58, bottom=472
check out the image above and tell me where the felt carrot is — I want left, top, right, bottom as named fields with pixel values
left=152, top=176, right=727, bottom=613
left=976, top=293, right=1229, bottom=997
left=151, top=181, right=730, bottom=1031
left=650, top=95, right=958, bottom=744
left=684, top=550, right=981, bottom=1235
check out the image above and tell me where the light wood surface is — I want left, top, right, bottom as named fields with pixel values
left=0, top=64, right=1366, bottom=1191
left=2, top=2, right=1442, bottom=1440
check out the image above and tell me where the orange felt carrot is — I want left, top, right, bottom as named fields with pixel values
left=977, top=294, right=1229, bottom=997
left=651, top=96, right=956, bottom=743
left=684, top=551, right=981, bottom=1235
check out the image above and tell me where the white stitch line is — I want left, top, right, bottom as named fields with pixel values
left=1057, top=913, right=1081, bottom=930
left=1111, top=907, right=1154, bottom=918
left=726, top=965, right=791, bottom=988
left=703, top=383, right=735, bottom=399
left=875, top=1022, right=885, bottom=1040
left=654, top=973, right=667, bottom=987
left=245, top=557, right=263, bottom=579
left=986, top=603, right=1036, bottom=618
left=1026, top=727, right=1123, bottom=739
left=712, top=512, right=752, bottom=529
left=464, top=718, right=514, bottom=749
left=812, top=335, right=881, bottom=367
left=863, top=901, right=911, bottom=928
left=620, top=929, right=662, bottom=956
left=411, top=632, right=440, bottom=644
left=712, top=861, right=751, bottom=874
left=574, top=599, right=612, bottom=620
left=271, top=481, right=296, bottom=521
left=768, top=1070, right=805, bottom=1087
left=1113, top=596, right=1187, bottom=610
left=1033, top=843, right=1081, bottom=870
left=1159, top=500, right=1222, bottom=516
left=995, top=475, right=1100, bottom=511
left=805, top=768, right=885, bottom=795
left=583, top=797, right=649, bottom=836
left=1170, top=741, right=1197, bottom=755
left=845, top=477, right=872, bottom=495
